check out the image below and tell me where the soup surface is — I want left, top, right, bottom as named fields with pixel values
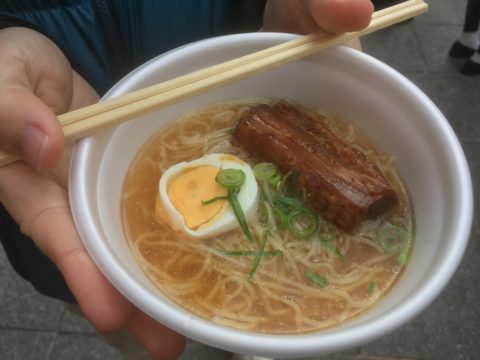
left=121, top=98, right=413, bottom=333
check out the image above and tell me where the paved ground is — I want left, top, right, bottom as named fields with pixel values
left=1, top=0, right=479, bottom=359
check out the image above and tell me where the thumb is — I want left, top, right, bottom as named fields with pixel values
left=0, top=85, right=65, bottom=170
left=306, top=0, right=374, bottom=33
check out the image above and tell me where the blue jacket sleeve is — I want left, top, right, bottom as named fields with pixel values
left=0, top=0, right=265, bottom=303
left=0, top=0, right=266, bottom=94
left=0, top=0, right=116, bottom=94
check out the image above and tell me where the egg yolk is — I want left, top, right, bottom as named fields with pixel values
left=167, top=166, right=228, bottom=230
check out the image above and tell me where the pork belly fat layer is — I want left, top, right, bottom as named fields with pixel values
left=233, top=101, right=398, bottom=232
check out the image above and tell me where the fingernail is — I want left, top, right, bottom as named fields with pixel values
left=21, top=125, right=50, bottom=170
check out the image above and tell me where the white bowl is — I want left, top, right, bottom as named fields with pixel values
left=69, top=33, right=473, bottom=358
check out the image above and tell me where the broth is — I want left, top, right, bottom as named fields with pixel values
left=121, top=99, right=413, bottom=333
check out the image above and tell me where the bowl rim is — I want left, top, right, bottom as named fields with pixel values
left=69, top=32, right=473, bottom=357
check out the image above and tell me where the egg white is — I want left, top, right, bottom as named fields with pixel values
left=158, top=153, right=259, bottom=239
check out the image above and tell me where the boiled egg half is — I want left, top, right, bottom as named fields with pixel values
left=157, top=153, right=259, bottom=239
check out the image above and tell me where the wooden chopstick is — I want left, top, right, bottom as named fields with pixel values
left=0, top=0, right=427, bottom=168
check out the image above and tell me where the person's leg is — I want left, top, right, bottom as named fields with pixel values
left=449, top=0, right=480, bottom=58
left=461, top=1, right=480, bottom=75
left=461, top=50, right=480, bottom=75
left=463, top=0, right=480, bottom=32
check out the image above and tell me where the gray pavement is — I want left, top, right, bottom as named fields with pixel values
left=1, top=0, right=479, bottom=359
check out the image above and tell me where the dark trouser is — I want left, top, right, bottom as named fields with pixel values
left=464, top=0, right=480, bottom=32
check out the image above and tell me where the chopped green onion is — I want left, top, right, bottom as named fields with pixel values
left=273, top=207, right=288, bottom=229
left=262, top=201, right=276, bottom=229
left=228, top=188, right=254, bottom=242
left=287, top=208, right=318, bottom=239
left=201, top=195, right=228, bottom=205
left=378, top=223, right=409, bottom=253
left=253, top=162, right=278, bottom=182
left=397, top=252, right=408, bottom=265
left=276, top=171, right=292, bottom=193
left=216, top=168, right=246, bottom=190
left=207, top=168, right=253, bottom=242
left=248, top=229, right=270, bottom=282
left=262, top=181, right=274, bottom=204
left=268, top=173, right=282, bottom=187
left=274, top=198, right=290, bottom=215
left=218, top=249, right=282, bottom=257
left=367, top=281, right=376, bottom=294
left=258, top=200, right=268, bottom=223
left=203, top=188, right=253, bottom=242
left=319, top=237, right=343, bottom=258
left=275, top=195, right=305, bottom=211
left=305, top=270, right=327, bottom=288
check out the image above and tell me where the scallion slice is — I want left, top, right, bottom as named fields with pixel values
left=262, top=180, right=274, bottom=204
left=275, top=195, right=305, bottom=211
left=218, top=249, right=282, bottom=257
left=262, top=201, right=277, bottom=229
left=204, top=168, right=253, bottom=242
left=248, top=229, right=270, bottom=282
left=378, top=223, right=409, bottom=253
left=276, top=171, right=292, bottom=193
left=319, top=237, right=343, bottom=257
left=268, top=173, right=282, bottom=187
left=397, top=252, right=408, bottom=265
left=216, top=168, right=246, bottom=190
left=304, top=270, right=327, bottom=288
left=228, top=188, right=254, bottom=242
left=273, top=207, right=288, bottom=229
left=201, top=195, right=228, bottom=205
left=287, top=208, right=318, bottom=239
left=253, top=162, right=278, bottom=182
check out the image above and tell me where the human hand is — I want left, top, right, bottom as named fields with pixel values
left=0, top=27, right=185, bottom=359
left=263, top=0, right=374, bottom=34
